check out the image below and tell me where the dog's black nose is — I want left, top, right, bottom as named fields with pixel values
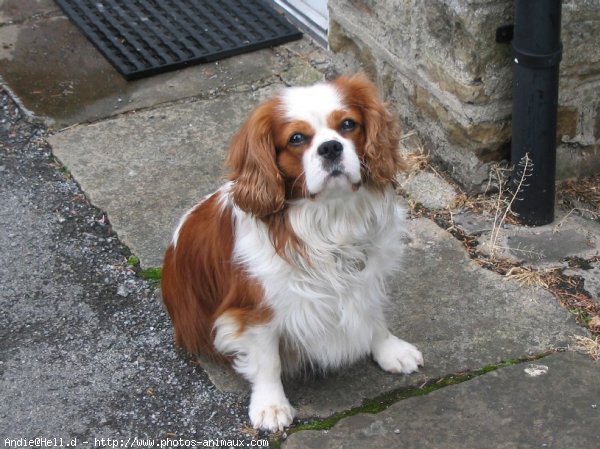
left=317, top=140, right=343, bottom=161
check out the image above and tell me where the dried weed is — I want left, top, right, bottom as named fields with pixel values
left=399, top=131, right=430, bottom=174
left=570, top=335, right=600, bottom=360
left=559, top=174, right=600, bottom=219
left=505, top=266, right=552, bottom=289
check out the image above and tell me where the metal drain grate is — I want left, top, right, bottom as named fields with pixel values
left=55, top=0, right=302, bottom=80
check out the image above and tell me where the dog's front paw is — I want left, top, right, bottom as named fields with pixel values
left=249, top=389, right=295, bottom=432
left=372, top=334, right=424, bottom=374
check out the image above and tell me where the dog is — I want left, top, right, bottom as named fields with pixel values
left=161, top=74, right=423, bottom=432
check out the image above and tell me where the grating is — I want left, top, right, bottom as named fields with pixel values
left=55, top=0, right=302, bottom=80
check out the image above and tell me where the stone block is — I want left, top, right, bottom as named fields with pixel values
left=557, top=106, right=579, bottom=141
left=411, top=86, right=510, bottom=160
left=330, top=0, right=600, bottom=186
left=561, top=1, right=600, bottom=80
left=331, top=0, right=513, bottom=105
left=420, top=0, right=513, bottom=95
left=398, top=171, right=459, bottom=210
left=328, top=19, right=377, bottom=79
left=557, top=143, right=600, bottom=180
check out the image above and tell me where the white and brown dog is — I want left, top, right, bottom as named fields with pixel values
left=161, top=74, right=423, bottom=432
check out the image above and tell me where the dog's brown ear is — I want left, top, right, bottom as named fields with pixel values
left=226, top=98, right=286, bottom=217
left=335, top=73, right=404, bottom=187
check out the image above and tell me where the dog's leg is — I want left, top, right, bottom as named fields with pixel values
left=371, top=326, right=424, bottom=374
left=248, top=352, right=295, bottom=433
left=214, top=314, right=295, bottom=432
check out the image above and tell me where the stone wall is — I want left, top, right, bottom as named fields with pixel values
left=328, top=0, right=600, bottom=190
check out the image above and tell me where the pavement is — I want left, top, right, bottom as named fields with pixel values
left=1, top=1, right=599, bottom=448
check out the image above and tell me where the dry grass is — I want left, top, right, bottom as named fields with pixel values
left=559, top=174, right=600, bottom=207
left=503, top=263, right=600, bottom=337
left=570, top=335, right=600, bottom=360
left=588, top=315, right=600, bottom=334
left=449, top=191, right=499, bottom=216
left=505, top=266, right=552, bottom=289
left=450, top=161, right=525, bottom=225
left=558, top=174, right=600, bottom=221
left=398, top=131, right=430, bottom=175
left=488, top=154, right=533, bottom=258
left=398, top=130, right=461, bottom=188
left=449, top=157, right=532, bottom=259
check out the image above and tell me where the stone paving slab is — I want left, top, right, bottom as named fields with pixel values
left=454, top=209, right=600, bottom=266
left=283, top=351, right=600, bottom=449
left=49, top=83, right=291, bottom=268
left=453, top=208, right=600, bottom=308
left=202, top=217, right=584, bottom=418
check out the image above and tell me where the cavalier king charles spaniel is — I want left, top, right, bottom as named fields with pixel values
left=161, top=74, right=423, bottom=432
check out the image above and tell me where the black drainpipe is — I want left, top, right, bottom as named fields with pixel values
left=509, top=0, right=562, bottom=225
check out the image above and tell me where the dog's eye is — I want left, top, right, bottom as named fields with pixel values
left=340, top=119, right=357, bottom=132
left=289, top=133, right=307, bottom=146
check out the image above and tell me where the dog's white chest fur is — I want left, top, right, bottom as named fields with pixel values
left=230, top=185, right=405, bottom=372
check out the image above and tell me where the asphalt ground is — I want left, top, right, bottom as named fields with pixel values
left=0, top=87, right=265, bottom=446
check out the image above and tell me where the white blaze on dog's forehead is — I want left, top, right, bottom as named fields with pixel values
left=280, top=83, right=344, bottom=125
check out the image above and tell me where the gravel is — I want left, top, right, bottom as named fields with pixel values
left=0, top=87, right=259, bottom=444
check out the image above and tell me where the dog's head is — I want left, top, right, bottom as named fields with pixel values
left=226, top=74, right=403, bottom=217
